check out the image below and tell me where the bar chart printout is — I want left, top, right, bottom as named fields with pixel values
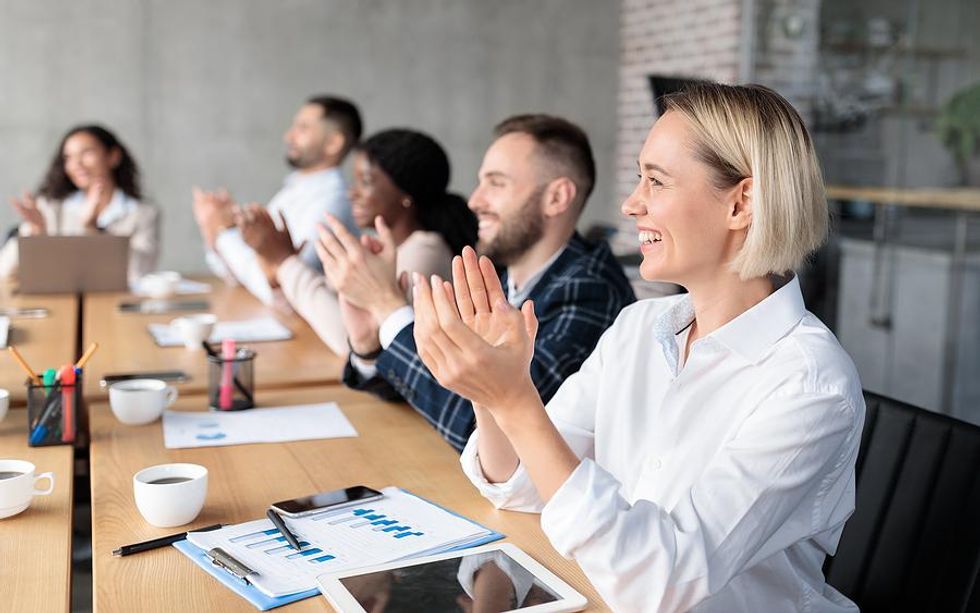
left=186, top=487, right=496, bottom=598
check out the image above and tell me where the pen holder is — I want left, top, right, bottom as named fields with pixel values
left=207, top=349, right=255, bottom=411
left=26, top=375, right=81, bottom=447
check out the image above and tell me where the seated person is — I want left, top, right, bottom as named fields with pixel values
left=238, top=128, right=477, bottom=356
left=193, top=95, right=360, bottom=305
left=0, top=124, right=159, bottom=282
left=322, top=114, right=636, bottom=451
left=413, top=84, right=864, bottom=611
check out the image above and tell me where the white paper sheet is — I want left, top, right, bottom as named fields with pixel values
left=186, top=487, right=496, bottom=598
left=0, top=316, right=9, bottom=348
left=162, top=403, right=357, bottom=449
left=132, top=278, right=213, bottom=297
left=148, top=317, right=293, bottom=347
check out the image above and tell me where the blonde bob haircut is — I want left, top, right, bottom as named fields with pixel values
left=663, top=82, right=827, bottom=279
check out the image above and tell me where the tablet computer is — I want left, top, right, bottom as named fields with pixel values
left=316, top=543, right=587, bottom=613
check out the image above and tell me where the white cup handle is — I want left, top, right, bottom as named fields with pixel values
left=165, top=386, right=179, bottom=407
left=33, top=472, right=55, bottom=496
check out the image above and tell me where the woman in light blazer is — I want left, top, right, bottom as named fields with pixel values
left=1, top=125, right=160, bottom=282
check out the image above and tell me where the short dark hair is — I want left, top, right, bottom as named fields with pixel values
left=306, top=95, right=363, bottom=157
left=38, top=125, right=142, bottom=201
left=493, top=114, right=596, bottom=210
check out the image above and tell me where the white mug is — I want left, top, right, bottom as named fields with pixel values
left=133, top=463, right=208, bottom=527
left=0, top=459, right=55, bottom=519
left=0, top=388, right=9, bottom=423
left=141, top=271, right=182, bottom=299
left=109, top=379, right=178, bottom=425
left=170, top=313, right=217, bottom=349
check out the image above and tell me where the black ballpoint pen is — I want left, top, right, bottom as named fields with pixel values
left=112, top=523, right=223, bottom=556
left=266, top=508, right=302, bottom=550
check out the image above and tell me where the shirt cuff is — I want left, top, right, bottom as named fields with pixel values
left=540, top=458, right=628, bottom=558
left=379, top=305, right=415, bottom=349
left=349, top=354, right=378, bottom=380
left=459, top=430, right=542, bottom=513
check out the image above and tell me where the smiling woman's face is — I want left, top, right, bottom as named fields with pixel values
left=62, top=131, right=118, bottom=192
left=347, top=151, right=409, bottom=229
left=621, top=111, right=745, bottom=286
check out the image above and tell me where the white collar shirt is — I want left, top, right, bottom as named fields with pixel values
left=61, top=189, right=136, bottom=230
left=461, top=276, right=865, bottom=612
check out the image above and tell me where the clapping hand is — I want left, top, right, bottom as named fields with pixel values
left=315, top=214, right=406, bottom=322
left=413, top=246, right=538, bottom=416
left=10, top=191, right=45, bottom=235
left=237, top=206, right=298, bottom=284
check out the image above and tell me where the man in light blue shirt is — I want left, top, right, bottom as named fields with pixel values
left=192, top=95, right=361, bottom=304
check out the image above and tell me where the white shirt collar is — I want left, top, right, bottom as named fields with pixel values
left=64, top=189, right=133, bottom=228
left=654, top=275, right=806, bottom=373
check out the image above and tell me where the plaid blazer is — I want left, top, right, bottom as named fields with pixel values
left=342, top=232, right=636, bottom=451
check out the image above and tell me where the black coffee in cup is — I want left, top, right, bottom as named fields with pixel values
left=147, top=477, right=193, bottom=485
left=0, top=471, right=25, bottom=480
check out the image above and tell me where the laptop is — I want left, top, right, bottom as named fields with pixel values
left=18, top=235, right=129, bottom=293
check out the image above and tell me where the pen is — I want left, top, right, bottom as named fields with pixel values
left=7, top=346, right=42, bottom=385
left=112, top=523, right=223, bottom=556
left=219, top=339, right=235, bottom=410
left=266, top=508, right=302, bottom=550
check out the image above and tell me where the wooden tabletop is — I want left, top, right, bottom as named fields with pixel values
left=0, top=415, right=74, bottom=613
left=0, top=290, right=78, bottom=407
left=89, top=386, right=607, bottom=612
left=81, top=281, right=347, bottom=402
left=826, top=184, right=980, bottom=212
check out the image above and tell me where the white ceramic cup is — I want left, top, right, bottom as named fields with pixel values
left=170, top=313, right=217, bottom=349
left=141, top=271, right=182, bottom=298
left=0, top=388, right=9, bottom=423
left=108, top=379, right=178, bottom=425
left=133, top=463, right=208, bottom=528
left=0, top=459, right=55, bottom=519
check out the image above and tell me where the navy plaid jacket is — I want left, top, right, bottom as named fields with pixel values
left=342, top=232, right=636, bottom=451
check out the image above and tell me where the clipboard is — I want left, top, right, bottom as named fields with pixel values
left=172, top=488, right=505, bottom=610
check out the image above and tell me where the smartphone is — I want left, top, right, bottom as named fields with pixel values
left=100, top=370, right=189, bottom=388
left=118, top=300, right=210, bottom=314
left=272, top=486, right=384, bottom=518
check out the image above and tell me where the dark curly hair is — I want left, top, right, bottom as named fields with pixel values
left=37, top=125, right=142, bottom=201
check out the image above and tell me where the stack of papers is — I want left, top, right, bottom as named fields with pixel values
left=162, top=403, right=358, bottom=449
left=148, top=317, right=292, bottom=347
left=182, top=487, right=501, bottom=601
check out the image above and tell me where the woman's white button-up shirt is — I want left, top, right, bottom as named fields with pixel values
left=461, top=276, right=864, bottom=612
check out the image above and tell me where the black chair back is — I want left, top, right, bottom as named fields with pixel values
left=825, top=391, right=980, bottom=612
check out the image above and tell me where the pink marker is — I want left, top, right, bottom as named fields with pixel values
left=219, top=338, right=236, bottom=410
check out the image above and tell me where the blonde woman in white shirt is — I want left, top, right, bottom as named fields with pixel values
left=411, top=83, right=864, bottom=612
left=0, top=125, right=159, bottom=282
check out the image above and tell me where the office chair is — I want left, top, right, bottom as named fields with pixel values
left=824, top=391, right=980, bottom=612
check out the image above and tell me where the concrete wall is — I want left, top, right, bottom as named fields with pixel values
left=0, top=0, right=621, bottom=273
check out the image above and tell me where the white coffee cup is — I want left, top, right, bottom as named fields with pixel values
left=0, top=388, right=9, bottom=423
left=170, top=313, right=217, bottom=349
left=133, top=463, right=208, bottom=527
left=141, top=271, right=182, bottom=298
left=108, top=379, right=178, bottom=425
left=0, top=459, right=55, bottom=519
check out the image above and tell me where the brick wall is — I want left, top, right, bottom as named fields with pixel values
left=616, top=0, right=743, bottom=220
left=614, top=0, right=820, bottom=250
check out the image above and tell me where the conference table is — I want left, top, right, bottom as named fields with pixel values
left=0, top=414, right=74, bottom=613
left=88, top=386, right=607, bottom=612
left=80, top=282, right=347, bottom=402
left=0, top=290, right=78, bottom=407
